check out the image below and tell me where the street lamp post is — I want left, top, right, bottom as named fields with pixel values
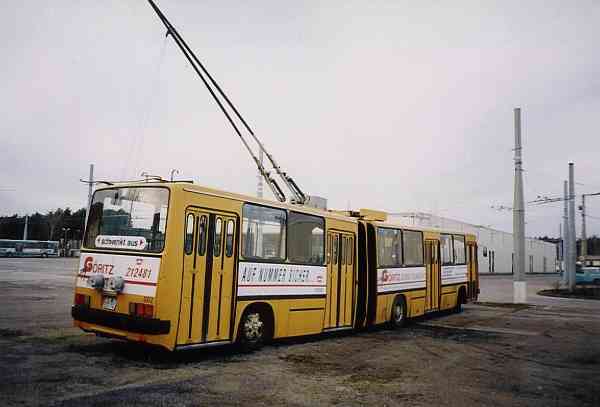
left=62, top=228, right=71, bottom=257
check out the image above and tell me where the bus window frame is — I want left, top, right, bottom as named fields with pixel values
left=214, top=217, right=223, bottom=258
left=197, top=215, right=208, bottom=256
left=225, top=219, right=235, bottom=258
left=83, top=186, right=171, bottom=254
left=286, top=210, right=326, bottom=266
left=240, top=202, right=287, bottom=263
left=440, top=233, right=454, bottom=265
left=401, top=229, right=425, bottom=267
left=376, top=226, right=403, bottom=268
left=452, top=234, right=467, bottom=265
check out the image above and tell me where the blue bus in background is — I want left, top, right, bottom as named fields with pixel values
left=0, top=239, right=60, bottom=257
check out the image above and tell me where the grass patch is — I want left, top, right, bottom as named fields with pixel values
left=474, top=301, right=532, bottom=311
left=0, top=328, right=27, bottom=338
left=537, top=288, right=600, bottom=300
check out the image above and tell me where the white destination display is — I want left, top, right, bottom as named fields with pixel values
left=237, top=262, right=326, bottom=297
left=77, top=252, right=161, bottom=297
left=441, top=264, right=468, bottom=285
left=95, top=235, right=147, bottom=250
left=377, top=266, right=426, bottom=293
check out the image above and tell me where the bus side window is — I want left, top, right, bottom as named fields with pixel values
left=197, top=215, right=207, bottom=256
left=225, top=220, right=235, bottom=257
left=214, top=218, right=222, bottom=257
left=184, top=214, right=195, bottom=255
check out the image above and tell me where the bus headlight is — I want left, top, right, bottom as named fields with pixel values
left=89, top=274, right=105, bottom=290
left=107, top=276, right=125, bottom=293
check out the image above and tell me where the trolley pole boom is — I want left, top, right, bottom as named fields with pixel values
left=146, top=0, right=306, bottom=204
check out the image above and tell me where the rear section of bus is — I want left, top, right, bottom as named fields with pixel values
left=72, top=185, right=176, bottom=349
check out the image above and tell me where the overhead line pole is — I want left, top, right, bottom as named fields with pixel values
left=513, top=107, right=526, bottom=303
left=581, top=194, right=587, bottom=261
left=567, top=163, right=576, bottom=292
left=562, top=180, right=569, bottom=285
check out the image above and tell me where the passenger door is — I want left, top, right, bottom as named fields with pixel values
left=425, top=240, right=441, bottom=311
left=467, top=243, right=479, bottom=300
left=177, top=209, right=237, bottom=345
left=325, top=231, right=355, bottom=329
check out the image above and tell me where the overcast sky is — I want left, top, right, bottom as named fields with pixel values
left=1, top=0, right=599, bottom=237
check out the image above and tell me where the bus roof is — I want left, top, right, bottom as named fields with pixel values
left=92, top=180, right=358, bottom=223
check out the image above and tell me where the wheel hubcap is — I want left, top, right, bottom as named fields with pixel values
left=243, top=313, right=263, bottom=341
left=394, top=303, right=403, bottom=322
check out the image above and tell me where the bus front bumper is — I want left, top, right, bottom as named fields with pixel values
left=71, top=305, right=170, bottom=335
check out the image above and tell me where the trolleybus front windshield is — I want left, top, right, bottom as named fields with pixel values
left=84, top=187, right=169, bottom=253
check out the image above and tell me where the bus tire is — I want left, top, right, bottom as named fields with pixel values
left=390, top=295, right=407, bottom=329
left=455, top=288, right=465, bottom=313
left=41, top=253, right=48, bottom=258
left=238, top=307, right=270, bottom=352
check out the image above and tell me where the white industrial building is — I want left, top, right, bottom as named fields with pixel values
left=389, top=212, right=558, bottom=274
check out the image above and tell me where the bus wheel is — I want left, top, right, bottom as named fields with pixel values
left=41, top=253, right=48, bottom=258
left=239, top=311, right=265, bottom=352
left=390, top=296, right=407, bottom=329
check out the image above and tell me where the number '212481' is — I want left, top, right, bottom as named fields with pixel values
left=126, top=267, right=152, bottom=279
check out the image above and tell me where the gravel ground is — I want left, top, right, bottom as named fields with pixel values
left=1, top=258, right=599, bottom=406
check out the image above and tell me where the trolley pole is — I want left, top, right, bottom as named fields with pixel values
left=567, top=163, right=577, bottom=292
left=513, top=108, right=526, bottom=303
left=562, top=180, right=569, bottom=284
left=257, top=149, right=264, bottom=199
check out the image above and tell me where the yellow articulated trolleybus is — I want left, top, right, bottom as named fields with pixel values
left=72, top=182, right=479, bottom=351
left=72, top=2, right=479, bottom=351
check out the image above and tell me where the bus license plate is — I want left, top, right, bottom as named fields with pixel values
left=102, top=296, right=117, bottom=311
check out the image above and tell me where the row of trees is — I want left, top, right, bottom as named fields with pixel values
left=0, top=208, right=86, bottom=241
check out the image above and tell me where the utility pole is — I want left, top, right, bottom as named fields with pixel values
left=562, top=180, right=569, bottom=284
left=580, top=194, right=587, bottom=262
left=23, top=215, right=28, bottom=240
left=567, top=163, right=576, bottom=292
left=558, top=222, right=563, bottom=274
left=513, top=107, right=526, bottom=303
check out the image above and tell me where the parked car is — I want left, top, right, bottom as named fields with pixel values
left=576, top=265, right=600, bottom=285
left=560, top=265, right=600, bottom=284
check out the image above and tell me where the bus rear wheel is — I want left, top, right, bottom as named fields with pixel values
left=238, top=311, right=265, bottom=352
left=390, top=296, right=407, bottom=329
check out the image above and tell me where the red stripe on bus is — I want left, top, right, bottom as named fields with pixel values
left=239, top=284, right=326, bottom=287
left=76, top=274, right=156, bottom=287
left=124, top=280, right=157, bottom=286
left=378, top=280, right=425, bottom=286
